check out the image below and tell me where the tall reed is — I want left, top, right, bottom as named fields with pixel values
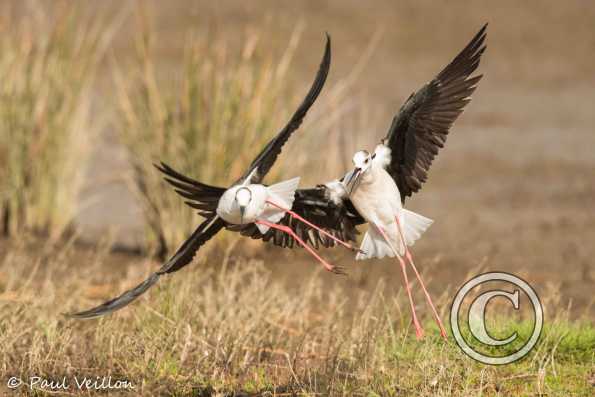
left=0, top=5, right=109, bottom=240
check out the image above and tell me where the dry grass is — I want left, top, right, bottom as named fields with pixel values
left=0, top=241, right=592, bottom=396
left=0, top=4, right=116, bottom=240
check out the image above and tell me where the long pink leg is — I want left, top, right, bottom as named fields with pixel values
left=374, top=223, right=424, bottom=340
left=255, top=219, right=346, bottom=275
left=265, top=200, right=364, bottom=254
left=394, top=215, right=447, bottom=340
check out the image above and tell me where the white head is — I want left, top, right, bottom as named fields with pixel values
left=235, top=187, right=252, bottom=223
left=344, top=150, right=373, bottom=193
left=352, top=150, right=372, bottom=171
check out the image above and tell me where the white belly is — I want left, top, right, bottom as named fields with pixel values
left=350, top=166, right=403, bottom=226
left=349, top=163, right=433, bottom=259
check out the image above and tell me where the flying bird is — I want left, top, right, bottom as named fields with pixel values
left=68, top=34, right=360, bottom=319
left=338, top=24, right=486, bottom=339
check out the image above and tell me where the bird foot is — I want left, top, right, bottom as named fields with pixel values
left=414, top=321, right=425, bottom=340
left=329, top=265, right=348, bottom=276
left=440, top=328, right=448, bottom=340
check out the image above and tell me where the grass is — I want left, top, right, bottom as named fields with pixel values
left=0, top=4, right=114, bottom=240
left=0, top=240, right=592, bottom=396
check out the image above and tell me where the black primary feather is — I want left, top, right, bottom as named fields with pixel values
left=67, top=216, right=225, bottom=319
left=385, top=24, right=487, bottom=202
left=237, top=34, right=331, bottom=185
left=155, top=162, right=225, bottom=218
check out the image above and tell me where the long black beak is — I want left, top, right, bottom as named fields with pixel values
left=344, top=167, right=361, bottom=194
left=239, top=205, right=246, bottom=224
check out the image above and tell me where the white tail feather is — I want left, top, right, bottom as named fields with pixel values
left=356, top=209, right=433, bottom=260
left=268, top=176, right=300, bottom=207
left=401, top=209, right=433, bottom=247
left=356, top=225, right=394, bottom=260
left=255, top=177, right=300, bottom=234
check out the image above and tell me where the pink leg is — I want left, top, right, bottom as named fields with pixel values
left=374, top=223, right=424, bottom=340
left=394, top=215, right=447, bottom=340
left=255, top=219, right=346, bottom=275
left=266, top=200, right=364, bottom=254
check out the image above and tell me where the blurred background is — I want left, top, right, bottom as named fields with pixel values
left=1, top=0, right=593, bottom=314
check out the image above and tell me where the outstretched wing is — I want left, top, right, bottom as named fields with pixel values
left=384, top=24, right=487, bottom=202
left=238, top=184, right=364, bottom=248
left=155, top=162, right=225, bottom=218
left=238, top=34, right=331, bottom=185
left=67, top=216, right=225, bottom=318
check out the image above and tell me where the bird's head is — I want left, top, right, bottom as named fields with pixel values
left=235, top=187, right=252, bottom=224
left=344, top=150, right=372, bottom=194
left=352, top=150, right=372, bottom=170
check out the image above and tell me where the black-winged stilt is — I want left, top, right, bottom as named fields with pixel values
left=339, top=25, right=487, bottom=339
left=68, top=34, right=360, bottom=319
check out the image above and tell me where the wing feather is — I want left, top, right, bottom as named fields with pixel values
left=385, top=24, right=487, bottom=201
left=155, top=162, right=226, bottom=217
left=67, top=216, right=225, bottom=318
left=240, top=186, right=364, bottom=249
left=238, top=34, right=331, bottom=184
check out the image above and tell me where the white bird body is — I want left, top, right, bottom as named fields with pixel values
left=217, top=184, right=268, bottom=224
left=347, top=145, right=433, bottom=260
left=216, top=177, right=300, bottom=234
left=350, top=147, right=402, bottom=224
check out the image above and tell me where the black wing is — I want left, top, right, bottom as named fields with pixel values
left=237, top=34, right=331, bottom=185
left=385, top=24, right=487, bottom=202
left=67, top=216, right=225, bottom=318
left=155, top=162, right=225, bottom=218
left=238, top=185, right=364, bottom=249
